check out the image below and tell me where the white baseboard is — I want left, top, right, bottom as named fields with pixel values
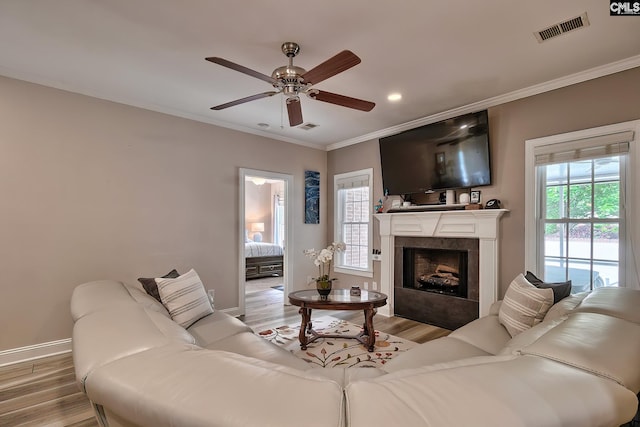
left=0, top=338, right=72, bottom=367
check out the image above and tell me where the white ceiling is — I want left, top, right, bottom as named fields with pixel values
left=1, top=1, right=639, bottom=150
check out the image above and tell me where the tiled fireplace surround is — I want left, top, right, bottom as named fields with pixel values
left=375, top=209, right=507, bottom=328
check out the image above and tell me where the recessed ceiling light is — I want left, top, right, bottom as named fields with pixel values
left=387, top=93, right=402, bottom=102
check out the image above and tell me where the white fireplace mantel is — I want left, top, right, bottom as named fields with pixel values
left=375, top=209, right=508, bottom=318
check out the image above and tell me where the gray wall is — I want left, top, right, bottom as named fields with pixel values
left=0, top=76, right=327, bottom=351
left=328, top=66, right=640, bottom=297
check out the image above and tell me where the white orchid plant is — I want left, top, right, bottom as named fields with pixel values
left=304, top=242, right=347, bottom=282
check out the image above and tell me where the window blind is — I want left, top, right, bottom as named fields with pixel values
left=336, top=173, right=369, bottom=189
left=534, top=131, right=633, bottom=166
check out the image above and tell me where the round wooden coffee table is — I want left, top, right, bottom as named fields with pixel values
left=288, top=289, right=388, bottom=352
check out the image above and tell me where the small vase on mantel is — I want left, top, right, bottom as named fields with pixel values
left=316, top=279, right=332, bottom=298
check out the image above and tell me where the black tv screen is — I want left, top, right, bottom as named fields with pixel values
left=379, top=110, right=491, bottom=196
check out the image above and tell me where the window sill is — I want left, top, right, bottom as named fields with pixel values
left=334, top=267, right=373, bottom=278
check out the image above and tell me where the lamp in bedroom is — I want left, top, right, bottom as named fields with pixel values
left=251, top=222, right=264, bottom=242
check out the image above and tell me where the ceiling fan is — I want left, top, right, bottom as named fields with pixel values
left=205, top=42, right=375, bottom=127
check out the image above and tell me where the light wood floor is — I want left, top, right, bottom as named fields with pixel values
left=0, top=284, right=449, bottom=426
left=0, top=353, right=97, bottom=426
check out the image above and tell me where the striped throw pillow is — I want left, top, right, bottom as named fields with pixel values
left=499, top=274, right=554, bottom=337
left=156, top=269, right=213, bottom=328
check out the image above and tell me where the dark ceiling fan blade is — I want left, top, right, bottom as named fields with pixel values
left=301, top=50, right=361, bottom=85
left=206, top=57, right=278, bottom=85
left=211, top=91, right=278, bottom=110
left=286, top=98, right=303, bottom=126
left=309, top=90, right=375, bottom=112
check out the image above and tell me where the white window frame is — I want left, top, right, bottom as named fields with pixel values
left=525, top=120, right=640, bottom=290
left=334, top=168, right=374, bottom=278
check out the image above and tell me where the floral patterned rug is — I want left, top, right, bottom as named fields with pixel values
left=257, top=316, right=417, bottom=368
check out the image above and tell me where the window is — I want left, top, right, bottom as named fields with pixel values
left=539, top=156, right=624, bottom=292
left=525, top=122, right=640, bottom=292
left=334, top=168, right=373, bottom=277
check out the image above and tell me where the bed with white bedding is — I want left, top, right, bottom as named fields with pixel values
left=245, top=242, right=284, bottom=279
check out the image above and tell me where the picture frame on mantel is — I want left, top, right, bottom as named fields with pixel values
left=304, top=170, right=320, bottom=224
left=470, top=190, right=481, bottom=204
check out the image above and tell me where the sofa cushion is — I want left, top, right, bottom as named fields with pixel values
left=448, top=314, right=512, bottom=355
left=186, top=310, right=252, bottom=347
left=525, top=271, right=572, bottom=304
left=498, top=274, right=554, bottom=337
left=521, top=312, right=640, bottom=392
left=138, top=269, right=180, bottom=302
left=72, top=306, right=194, bottom=392
left=345, top=355, right=638, bottom=427
left=543, top=292, right=589, bottom=322
left=156, top=269, right=213, bottom=328
left=488, top=300, right=502, bottom=315
left=305, top=367, right=386, bottom=388
left=383, top=336, right=491, bottom=372
left=497, top=316, right=566, bottom=356
left=145, top=309, right=196, bottom=345
left=205, top=332, right=313, bottom=371
left=85, top=345, right=345, bottom=427
left=125, top=285, right=170, bottom=317
left=574, top=287, right=640, bottom=324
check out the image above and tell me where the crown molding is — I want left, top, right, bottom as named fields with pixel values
left=327, top=55, right=640, bottom=151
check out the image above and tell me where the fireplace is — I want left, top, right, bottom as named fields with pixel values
left=375, top=209, right=507, bottom=327
left=404, top=248, right=468, bottom=297
left=395, top=237, right=479, bottom=329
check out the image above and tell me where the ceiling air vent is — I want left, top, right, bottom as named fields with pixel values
left=534, top=12, right=590, bottom=43
left=299, top=123, right=319, bottom=130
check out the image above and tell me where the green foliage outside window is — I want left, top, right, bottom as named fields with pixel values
left=544, top=182, right=619, bottom=239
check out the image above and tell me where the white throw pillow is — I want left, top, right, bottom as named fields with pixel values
left=499, top=274, right=554, bottom=337
left=156, top=268, right=213, bottom=328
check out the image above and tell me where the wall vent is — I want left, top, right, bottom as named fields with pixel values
left=534, top=12, right=590, bottom=43
left=300, top=123, right=319, bottom=130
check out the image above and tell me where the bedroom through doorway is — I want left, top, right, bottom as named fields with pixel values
left=239, top=168, right=292, bottom=317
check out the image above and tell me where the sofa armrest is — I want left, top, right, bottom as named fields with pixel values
left=71, top=280, right=135, bottom=321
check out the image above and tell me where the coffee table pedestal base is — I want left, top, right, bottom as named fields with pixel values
left=297, top=307, right=378, bottom=352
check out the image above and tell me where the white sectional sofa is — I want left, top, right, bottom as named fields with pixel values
left=71, top=280, right=640, bottom=427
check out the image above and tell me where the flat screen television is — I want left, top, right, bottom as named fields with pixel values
left=379, top=110, right=491, bottom=196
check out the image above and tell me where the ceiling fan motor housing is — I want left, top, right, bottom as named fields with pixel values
left=272, top=65, right=307, bottom=96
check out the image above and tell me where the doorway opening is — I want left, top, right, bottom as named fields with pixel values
left=239, top=168, right=292, bottom=316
